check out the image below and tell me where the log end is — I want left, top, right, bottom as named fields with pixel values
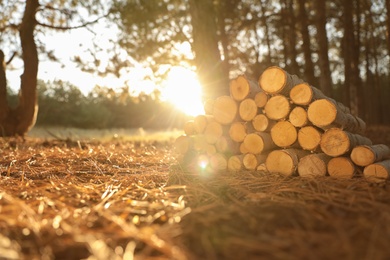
left=259, top=66, right=286, bottom=94
left=307, top=99, right=337, bottom=127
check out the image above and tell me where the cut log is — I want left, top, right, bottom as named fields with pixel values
left=215, top=136, right=240, bottom=155
left=229, top=121, right=253, bottom=143
left=297, top=126, right=323, bottom=151
left=209, top=153, right=228, bottom=171
left=264, top=94, right=291, bottom=120
left=265, top=149, right=311, bottom=176
left=289, top=106, right=308, bottom=127
left=243, top=153, right=268, bottom=171
left=229, top=75, right=260, bottom=101
left=289, top=83, right=327, bottom=105
left=204, top=143, right=217, bottom=155
left=212, top=95, right=238, bottom=125
left=193, top=115, right=213, bottom=134
left=270, top=121, right=298, bottom=148
left=252, top=114, right=276, bottom=132
left=183, top=120, right=196, bottom=136
left=363, top=160, right=390, bottom=183
left=327, top=157, right=357, bottom=179
left=174, top=135, right=192, bottom=155
left=203, top=99, right=215, bottom=115
left=307, top=99, right=366, bottom=135
left=254, top=91, right=268, bottom=108
left=350, top=144, right=390, bottom=167
left=227, top=154, right=245, bottom=171
left=320, top=128, right=372, bottom=157
left=239, top=98, right=258, bottom=121
left=297, top=153, right=332, bottom=177
left=204, top=121, right=224, bottom=144
left=243, top=132, right=276, bottom=155
left=239, top=142, right=249, bottom=154
left=192, top=134, right=208, bottom=152
left=258, top=66, right=304, bottom=95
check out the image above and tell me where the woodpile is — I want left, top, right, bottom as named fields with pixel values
left=175, top=66, right=390, bottom=183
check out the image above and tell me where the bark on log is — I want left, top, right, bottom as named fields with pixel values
left=327, top=157, right=357, bottom=179
left=239, top=98, right=258, bottom=121
left=265, top=149, right=311, bottom=176
left=363, top=159, right=390, bottom=183
left=243, top=153, right=268, bottom=170
left=227, top=154, right=244, bottom=171
left=230, top=75, right=260, bottom=101
left=320, top=128, right=372, bottom=157
left=307, top=98, right=366, bottom=135
left=264, top=94, right=291, bottom=120
left=243, top=132, right=276, bottom=155
left=252, top=114, right=276, bottom=132
left=212, top=95, right=238, bottom=125
left=270, top=121, right=298, bottom=148
left=289, top=106, right=308, bottom=127
left=254, top=91, right=268, bottom=108
left=258, top=66, right=304, bottom=95
left=229, top=121, right=253, bottom=143
left=297, top=153, right=332, bottom=177
left=350, top=144, right=390, bottom=167
left=289, top=83, right=326, bottom=105
left=297, top=126, right=323, bottom=151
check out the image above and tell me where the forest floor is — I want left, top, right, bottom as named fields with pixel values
left=1, top=126, right=390, bottom=260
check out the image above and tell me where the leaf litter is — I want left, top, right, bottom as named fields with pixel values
left=0, top=126, right=390, bottom=259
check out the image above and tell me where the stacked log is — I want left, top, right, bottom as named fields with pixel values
left=175, top=66, right=390, bottom=183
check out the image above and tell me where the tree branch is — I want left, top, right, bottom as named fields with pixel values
left=36, top=14, right=109, bottom=31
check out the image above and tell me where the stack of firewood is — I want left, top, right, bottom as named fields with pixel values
left=174, top=66, right=390, bottom=183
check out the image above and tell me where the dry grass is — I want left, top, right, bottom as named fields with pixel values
left=1, top=126, right=390, bottom=259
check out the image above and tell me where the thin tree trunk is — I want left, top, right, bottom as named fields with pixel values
left=0, top=51, right=8, bottom=124
left=189, top=0, right=229, bottom=100
left=297, top=0, right=316, bottom=85
left=386, top=0, right=390, bottom=65
left=286, top=0, right=299, bottom=75
left=0, top=0, right=39, bottom=136
left=314, top=0, right=332, bottom=97
left=259, top=0, right=272, bottom=66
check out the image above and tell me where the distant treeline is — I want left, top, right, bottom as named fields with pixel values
left=8, top=80, right=190, bottom=129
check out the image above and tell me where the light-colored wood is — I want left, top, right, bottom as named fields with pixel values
left=289, top=106, right=308, bottom=127
left=174, top=135, right=192, bottom=154
left=264, top=94, right=291, bottom=120
left=243, top=153, right=268, bottom=171
left=203, top=99, right=215, bottom=115
left=239, top=142, right=249, bottom=154
left=270, top=121, right=297, bottom=148
left=229, top=121, right=253, bottom=143
left=227, top=154, right=244, bottom=171
left=297, top=126, right=323, bottom=151
left=254, top=91, right=268, bottom=108
left=215, top=136, right=240, bottom=155
left=265, top=149, right=311, bottom=176
left=183, top=120, right=196, bottom=136
left=307, top=98, right=366, bottom=135
left=327, top=157, right=356, bottom=179
left=363, top=159, right=390, bottom=183
left=258, top=66, right=304, bottom=95
left=350, top=144, right=390, bottom=167
left=320, top=128, right=372, bottom=157
left=289, top=83, right=326, bottom=105
left=243, top=132, right=276, bottom=155
left=209, top=153, right=228, bottom=171
left=212, top=95, right=238, bottom=125
left=192, top=134, right=207, bottom=152
left=239, top=98, right=258, bottom=121
left=252, top=114, right=276, bottom=132
left=230, top=75, right=260, bottom=101
left=297, top=153, right=332, bottom=177
left=204, top=143, right=217, bottom=155
left=193, top=115, right=213, bottom=134
left=204, top=121, right=224, bottom=144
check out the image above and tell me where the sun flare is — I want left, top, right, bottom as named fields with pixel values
left=162, top=67, right=205, bottom=117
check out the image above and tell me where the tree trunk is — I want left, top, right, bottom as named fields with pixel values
left=313, top=0, right=332, bottom=97
left=0, top=0, right=39, bottom=137
left=386, top=0, right=390, bottom=71
left=297, top=0, right=316, bottom=85
left=189, top=0, right=229, bottom=100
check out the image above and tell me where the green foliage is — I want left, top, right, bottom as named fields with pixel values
left=33, top=80, right=189, bottom=129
